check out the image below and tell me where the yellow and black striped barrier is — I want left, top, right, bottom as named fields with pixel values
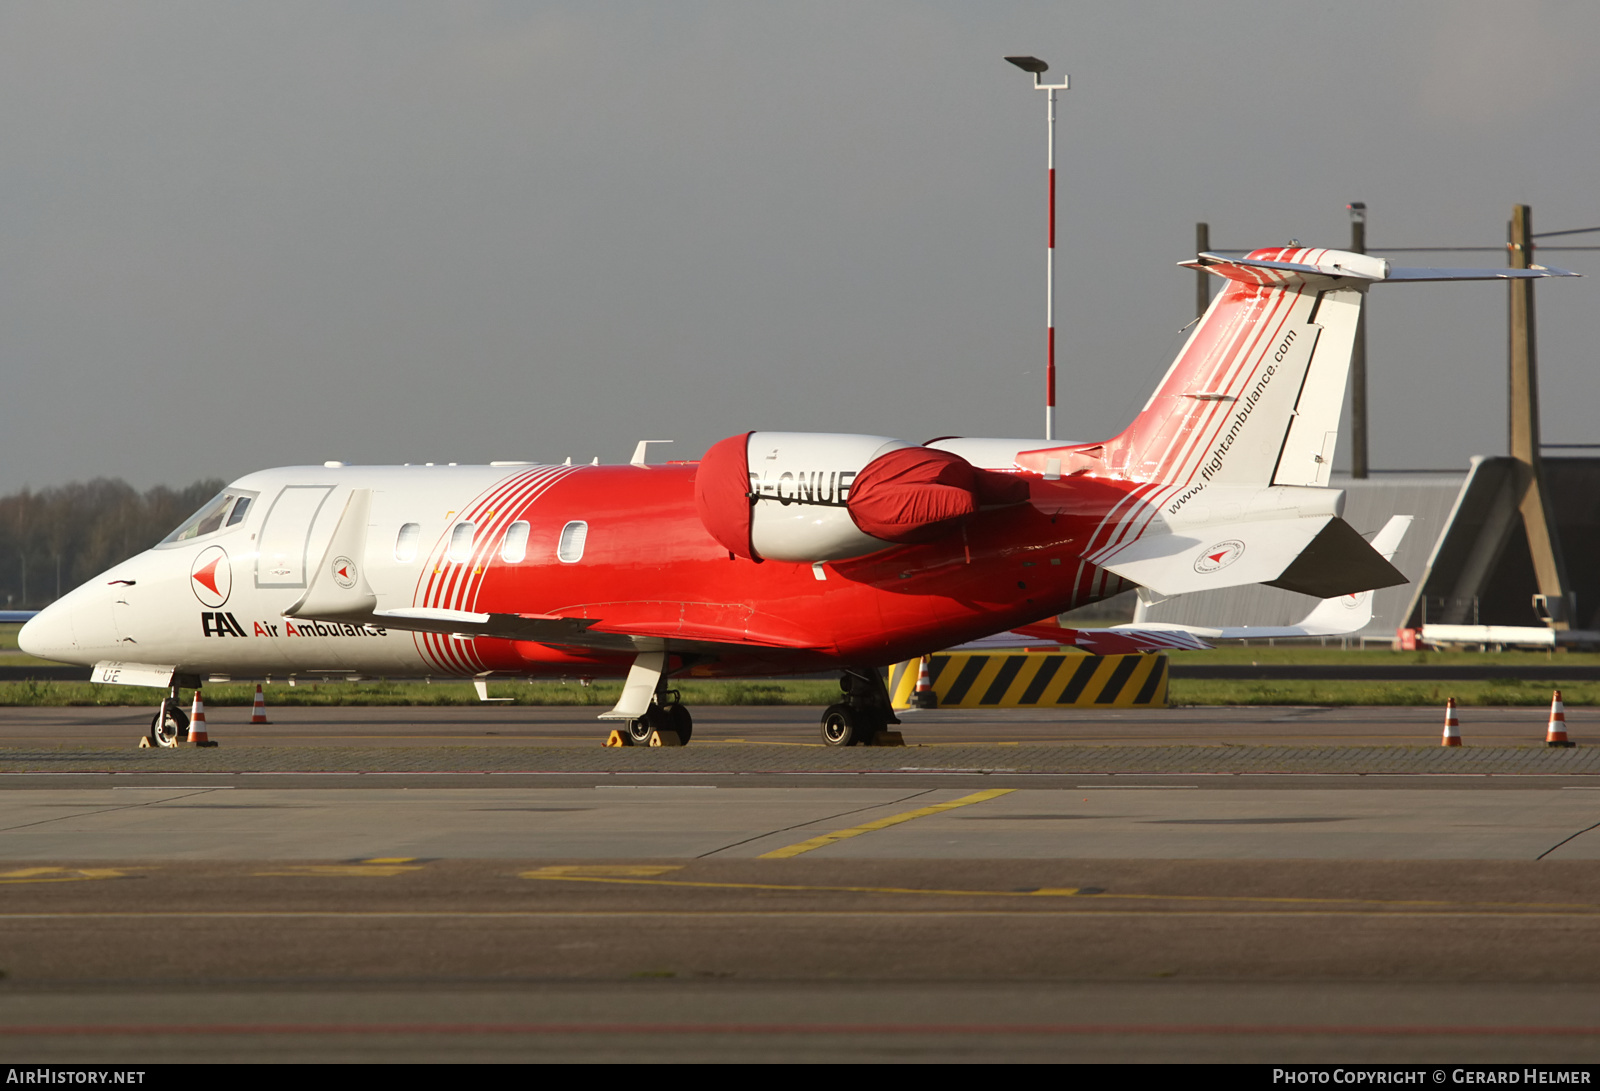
left=887, top=650, right=1168, bottom=711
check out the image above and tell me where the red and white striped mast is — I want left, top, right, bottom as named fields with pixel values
left=1006, top=55, right=1070, bottom=441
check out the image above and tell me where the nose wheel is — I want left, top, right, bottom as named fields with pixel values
left=148, top=692, right=190, bottom=748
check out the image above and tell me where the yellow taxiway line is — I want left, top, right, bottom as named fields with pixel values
left=756, top=788, right=1015, bottom=858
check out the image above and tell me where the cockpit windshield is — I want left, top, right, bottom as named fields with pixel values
left=158, top=490, right=257, bottom=546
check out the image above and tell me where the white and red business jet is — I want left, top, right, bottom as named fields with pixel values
left=20, top=247, right=1572, bottom=746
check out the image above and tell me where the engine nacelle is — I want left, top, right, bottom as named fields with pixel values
left=694, top=431, right=1029, bottom=564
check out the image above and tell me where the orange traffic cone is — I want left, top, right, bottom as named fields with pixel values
left=1546, top=690, right=1575, bottom=748
left=911, top=655, right=938, bottom=709
left=185, top=690, right=218, bottom=748
left=1441, top=697, right=1462, bottom=747
left=250, top=684, right=271, bottom=725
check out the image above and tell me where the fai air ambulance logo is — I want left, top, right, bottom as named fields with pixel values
left=332, top=556, right=357, bottom=590
left=1193, top=539, right=1245, bottom=575
left=189, top=546, right=232, bottom=608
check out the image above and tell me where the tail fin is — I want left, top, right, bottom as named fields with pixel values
left=1016, top=247, right=1575, bottom=488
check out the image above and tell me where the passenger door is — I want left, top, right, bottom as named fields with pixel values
left=256, top=486, right=335, bottom=589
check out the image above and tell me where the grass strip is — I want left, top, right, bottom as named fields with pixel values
left=1170, top=678, right=1598, bottom=707
left=1169, top=647, right=1600, bottom=667
left=0, top=679, right=842, bottom=708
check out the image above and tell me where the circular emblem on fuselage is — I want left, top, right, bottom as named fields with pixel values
left=332, top=556, right=357, bottom=589
left=1193, top=539, right=1245, bottom=574
left=189, top=545, right=232, bottom=608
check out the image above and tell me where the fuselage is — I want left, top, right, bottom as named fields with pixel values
left=20, top=457, right=1132, bottom=682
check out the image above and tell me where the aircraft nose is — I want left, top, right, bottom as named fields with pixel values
left=18, top=601, right=77, bottom=662
left=16, top=573, right=123, bottom=666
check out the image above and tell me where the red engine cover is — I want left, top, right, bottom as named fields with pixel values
left=695, top=434, right=1031, bottom=559
left=847, top=447, right=1029, bottom=544
left=694, top=431, right=755, bottom=559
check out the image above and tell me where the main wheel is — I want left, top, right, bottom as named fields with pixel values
left=821, top=703, right=862, bottom=747
left=625, top=715, right=655, bottom=745
left=149, top=703, right=189, bottom=748
left=665, top=704, right=693, bottom=745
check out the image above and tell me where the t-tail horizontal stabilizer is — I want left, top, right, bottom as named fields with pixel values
left=1184, top=252, right=1578, bottom=284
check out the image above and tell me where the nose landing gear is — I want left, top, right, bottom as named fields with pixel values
left=821, top=667, right=903, bottom=747
left=146, top=687, right=190, bottom=748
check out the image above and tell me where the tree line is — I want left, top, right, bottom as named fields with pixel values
left=0, top=478, right=224, bottom=609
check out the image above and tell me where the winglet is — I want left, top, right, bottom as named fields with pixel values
left=1286, top=514, right=1411, bottom=635
left=284, top=489, right=376, bottom=620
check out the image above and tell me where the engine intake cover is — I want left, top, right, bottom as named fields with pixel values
left=694, top=432, right=1028, bottom=563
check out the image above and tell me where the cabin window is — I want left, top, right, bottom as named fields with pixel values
left=502, top=521, right=530, bottom=563
left=557, top=521, right=588, bottom=563
left=447, top=522, right=475, bottom=563
left=394, top=523, right=421, bottom=563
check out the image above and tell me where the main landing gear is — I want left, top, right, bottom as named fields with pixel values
left=821, top=667, right=902, bottom=747
left=147, top=686, right=190, bottom=748
left=601, top=651, right=694, bottom=746
left=625, top=690, right=694, bottom=746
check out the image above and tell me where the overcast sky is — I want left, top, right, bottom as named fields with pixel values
left=1, top=1, right=1595, bottom=494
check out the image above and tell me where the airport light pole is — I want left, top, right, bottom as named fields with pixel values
left=1006, top=55, right=1070, bottom=441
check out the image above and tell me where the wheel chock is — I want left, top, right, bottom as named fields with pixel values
left=866, top=731, right=905, bottom=747
left=604, top=730, right=632, bottom=747
left=138, top=736, right=153, bottom=749
left=648, top=730, right=683, bottom=747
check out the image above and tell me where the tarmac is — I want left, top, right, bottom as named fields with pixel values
left=3, top=702, right=1600, bottom=1063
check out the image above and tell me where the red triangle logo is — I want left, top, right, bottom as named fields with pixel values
left=336, top=564, right=350, bottom=579
left=192, top=558, right=221, bottom=595
left=1207, top=551, right=1229, bottom=564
